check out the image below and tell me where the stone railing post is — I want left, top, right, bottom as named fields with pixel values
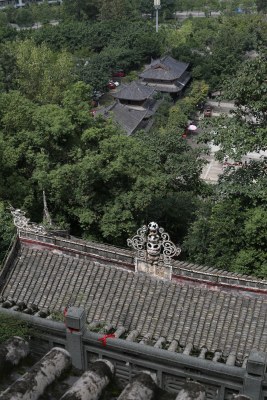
left=243, top=350, right=267, bottom=400
left=65, top=306, right=86, bottom=370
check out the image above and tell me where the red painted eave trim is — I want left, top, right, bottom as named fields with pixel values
left=172, top=273, right=267, bottom=295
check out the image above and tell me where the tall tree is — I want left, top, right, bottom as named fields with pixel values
left=0, top=43, right=17, bottom=93
left=15, top=40, right=74, bottom=104
left=256, top=0, right=267, bottom=12
left=98, top=0, right=132, bottom=20
left=184, top=52, right=267, bottom=277
left=62, top=0, right=99, bottom=20
left=0, top=201, right=15, bottom=263
left=201, top=53, right=267, bottom=160
left=0, top=81, right=203, bottom=246
left=183, top=171, right=267, bottom=277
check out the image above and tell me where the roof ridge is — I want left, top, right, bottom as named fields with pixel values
left=16, top=233, right=267, bottom=291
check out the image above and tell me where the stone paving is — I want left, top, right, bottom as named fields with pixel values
left=200, top=154, right=224, bottom=183
left=186, top=127, right=224, bottom=183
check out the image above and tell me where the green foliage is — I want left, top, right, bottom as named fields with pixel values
left=15, top=8, right=34, bottom=27
left=31, top=3, right=61, bottom=24
left=99, top=0, right=132, bottom=21
left=168, top=14, right=267, bottom=89
left=0, top=72, right=203, bottom=246
left=256, top=0, right=267, bottom=12
left=0, top=13, right=17, bottom=43
left=182, top=200, right=213, bottom=264
left=132, top=0, right=176, bottom=17
left=217, top=160, right=267, bottom=205
left=152, top=94, right=173, bottom=129
left=62, top=0, right=99, bottom=21
left=166, top=80, right=209, bottom=133
left=15, top=40, right=74, bottom=104
left=184, top=159, right=267, bottom=277
left=50, top=311, right=65, bottom=322
left=187, top=39, right=266, bottom=260
left=2, top=3, right=61, bottom=26
left=163, top=19, right=194, bottom=51
left=182, top=28, right=267, bottom=277
left=1, top=6, right=265, bottom=277
left=26, top=20, right=161, bottom=91
left=232, top=207, right=267, bottom=276
left=0, top=202, right=15, bottom=264
left=0, top=43, right=17, bottom=93
left=184, top=196, right=267, bottom=277
left=0, top=83, right=90, bottom=216
left=0, top=314, right=31, bottom=343
left=46, top=119, right=202, bottom=243
left=200, top=53, right=267, bottom=160
left=27, top=22, right=93, bottom=52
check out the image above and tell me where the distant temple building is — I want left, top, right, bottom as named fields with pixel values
left=113, top=81, right=156, bottom=109
left=139, top=55, right=191, bottom=95
left=96, top=81, right=159, bottom=135
left=94, top=55, right=191, bottom=135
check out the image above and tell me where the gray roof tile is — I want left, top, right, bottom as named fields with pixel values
left=113, top=81, right=155, bottom=101
left=140, top=56, right=189, bottom=80
left=1, top=242, right=267, bottom=361
left=96, top=102, right=149, bottom=135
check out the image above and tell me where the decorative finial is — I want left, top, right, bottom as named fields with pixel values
left=9, top=206, right=47, bottom=235
left=43, top=190, right=52, bottom=227
left=127, top=222, right=181, bottom=270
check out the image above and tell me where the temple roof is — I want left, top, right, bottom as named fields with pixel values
left=139, top=56, right=189, bottom=81
left=1, top=232, right=267, bottom=363
left=112, top=103, right=148, bottom=135
left=113, top=81, right=156, bottom=101
left=95, top=102, right=150, bottom=135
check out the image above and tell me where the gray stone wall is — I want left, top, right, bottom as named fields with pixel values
left=1, top=308, right=266, bottom=399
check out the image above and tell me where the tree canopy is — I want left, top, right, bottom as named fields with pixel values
left=200, top=52, right=267, bottom=160
left=0, top=3, right=266, bottom=278
left=184, top=51, right=267, bottom=277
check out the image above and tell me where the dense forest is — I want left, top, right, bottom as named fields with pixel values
left=0, top=0, right=266, bottom=277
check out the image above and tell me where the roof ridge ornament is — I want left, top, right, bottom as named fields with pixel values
left=127, top=222, right=181, bottom=280
left=9, top=206, right=47, bottom=235
left=43, top=190, right=53, bottom=227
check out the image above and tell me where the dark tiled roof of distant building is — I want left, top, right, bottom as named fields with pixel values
left=96, top=102, right=149, bottom=135
left=139, top=80, right=188, bottom=93
left=113, top=81, right=156, bottom=101
left=1, top=233, right=267, bottom=363
left=112, top=103, right=149, bottom=135
left=139, top=56, right=189, bottom=80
